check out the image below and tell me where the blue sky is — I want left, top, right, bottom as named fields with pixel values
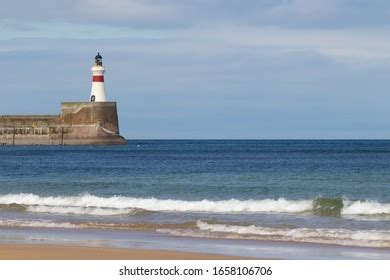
left=1, top=0, right=390, bottom=139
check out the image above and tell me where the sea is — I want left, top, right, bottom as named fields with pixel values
left=0, top=140, right=389, bottom=259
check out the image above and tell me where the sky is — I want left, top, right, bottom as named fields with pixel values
left=1, top=0, right=390, bottom=139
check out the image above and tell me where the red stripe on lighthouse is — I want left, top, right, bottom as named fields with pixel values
left=93, top=76, right=104, bottom=82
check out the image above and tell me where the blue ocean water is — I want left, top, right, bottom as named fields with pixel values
left=0, top=140, right=389, bottom=250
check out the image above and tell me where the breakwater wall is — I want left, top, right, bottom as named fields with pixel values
left=0, top=102, right=126, bottom=145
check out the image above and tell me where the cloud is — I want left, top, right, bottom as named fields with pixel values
left=2, top=0, right=390, bottom=28
left=2, top=23, right=390, bottom=64
left=74, top=0, right=184, bottom=27
left=0, top=21, right=38, bottom=32
left=263, top=0, right=341, bottom=22
left=0, top=0, right=185, bottom=28
left=199, top=26, right=390, bottom=63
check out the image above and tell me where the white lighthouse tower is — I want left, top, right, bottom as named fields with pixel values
left=90, top=53, right=107, bottom=102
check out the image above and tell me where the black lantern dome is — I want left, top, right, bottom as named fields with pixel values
left=95, top=53, right=103, bottom=66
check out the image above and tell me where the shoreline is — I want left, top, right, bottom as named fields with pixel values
left=1, top=225, right=389, bottom=252
left=1, top=226, right=389, bottom=260
left=0, top=243, right=243, bottom=260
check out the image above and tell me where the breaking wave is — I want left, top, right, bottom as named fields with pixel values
left=342, top=200, right=390, bottom=216
left=0, top=217, right=389, bottom=248
left=0, top=219, right=76, bottom=229
left=26, top=205, right=148, bottom=216
left=0, top=218, right=196, bottom=231
left=0, top=193, right=389, bottom=217
left=0, top=203, right=27, bottom=212
left=159, top=220, right=390, bottom=248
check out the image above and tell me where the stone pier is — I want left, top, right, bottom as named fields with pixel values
left=0, top=102, right=126, bottom=145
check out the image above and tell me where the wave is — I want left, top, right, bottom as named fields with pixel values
left=0, top=219, right=119, bottom=230
left=0, top=218, right=196, bottom=232
left=0, top=193, right=389, bottom=217
left=0, top=203, right=27, bottom=212
left=0, top=217, right=388, bottom=248
left=0, top=219, right=76, bottom=229
left=342, top=200, right=390, bottom=216
left=159, top=220, right=390, bottom=248
left=26, top=205, right=148, bottom=216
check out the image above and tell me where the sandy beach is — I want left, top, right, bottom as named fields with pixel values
left=0, top=243, right=241, bottom=260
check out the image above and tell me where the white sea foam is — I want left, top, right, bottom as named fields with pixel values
left=1, top=216, right=389, bottom=248
left=26, top=205, right=141, bottom=216
left=0, top=193, right=389, bottom=216
left=0, top=219, right=76, bottom=229
left=0, top=193, right=312, bottom=214
left=163, top=220, right=390, bottom=248
left=342, top=200, right=390, bottom=216
left=196, top=220, right=385, bottom=241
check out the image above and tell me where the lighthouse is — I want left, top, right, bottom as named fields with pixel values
left=90, top=53, right=107, bottom=102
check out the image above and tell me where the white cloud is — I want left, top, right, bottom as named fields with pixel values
left=75, top=0, right=181, bottom=27
left=2, top=0, right=389, bottom=29
left=109, top=24, right=390, bottom=65
left=263, top=0, right=342, bottom=19
left=174, top=25, right=390, bottom=63
left=2, top=23, right=390, bottom=65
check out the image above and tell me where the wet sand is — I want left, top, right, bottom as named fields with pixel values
left=0, top=243, right=242, bottom=260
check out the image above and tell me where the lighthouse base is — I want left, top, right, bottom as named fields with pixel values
left=0, top=102, right=127, bottom=145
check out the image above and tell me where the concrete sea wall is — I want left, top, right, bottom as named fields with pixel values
left=0, top=102, right=126, bottom=145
